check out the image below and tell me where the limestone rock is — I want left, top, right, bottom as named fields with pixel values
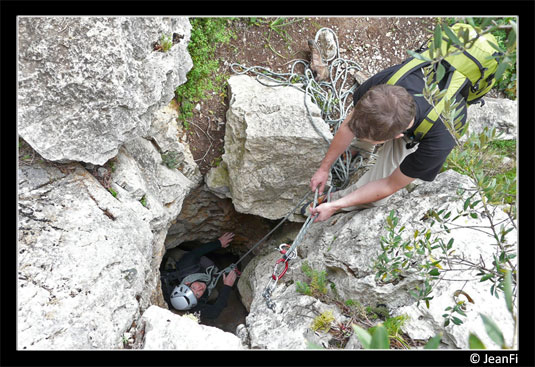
left=18, top=163, right=155, bottom=349
left=240, top=170, right=517, bottom=349
left=18, top=110, right=199, bottom=349
left=18, top=17, right=193, bottom=165
left=136, top=306, right=244, bottom=350
left=239, top=249, right=348, bottom=349
left=467, top=97, right=517, bottom=140
left=206, top=75, right=333, bottom=221
left=148, top=101, right=202, bottom=184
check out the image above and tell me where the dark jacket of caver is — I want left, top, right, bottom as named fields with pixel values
left=162, top=240, right=232, bottom=320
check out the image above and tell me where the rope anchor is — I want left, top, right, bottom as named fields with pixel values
left=231, top=27, right=374, bottom=312
left=261, top=189, right=322, bottom=311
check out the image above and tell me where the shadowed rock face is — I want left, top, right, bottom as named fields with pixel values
left=165, top=185, right=274, bottom=255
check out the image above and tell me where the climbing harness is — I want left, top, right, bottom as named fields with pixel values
left=230, top=27, right=376, bottom=191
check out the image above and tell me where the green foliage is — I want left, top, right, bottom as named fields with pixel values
left=268, top=17, right=302, bottom=43
left=379, top=314, right=410, bottom=348
left=472, top=17, right=517, bottom=99
left=306, top=341, right=325, bottom=349
left=247, top=17, right=263, bottom=27
left=161, top=151, right=180, bottom=169
left=352, top=323, right=390, bottom=349
left=157, top=34, right=173, bottom=52
left=468, top=333, right=486, bottom=349
left=374, top=210, right=442, bottom=309
left=467, top=270, right=516, bottom=349
left=443, top=302, right=467, bottom=327
left=310, top=310, right=335, bottom=332
left=175, top=18, right=235, bottom=126
left=352, top=315, right=411, bottom=349
left=388, top=19, right=518, bottom=348
left=139, top=195, right=147, bottom=207
left=424, top=333, right=443, bottom=349
left=295, top=261, right=328, bottom=297
left=442, top=129, right=516, bottom=207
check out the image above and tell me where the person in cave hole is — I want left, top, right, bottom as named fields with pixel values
left=162, top=232, right=238, bottom=320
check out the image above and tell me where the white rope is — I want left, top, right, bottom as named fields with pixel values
left=229, top=28, right=376, bottom=190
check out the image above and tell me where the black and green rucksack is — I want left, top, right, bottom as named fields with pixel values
left=387, top=23, right=503, bottom=146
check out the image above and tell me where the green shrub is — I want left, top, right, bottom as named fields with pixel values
left=442, top=130, right=516, bottom=206
left=295, top=261, right=328, bottom=297
left=175, top=18, right=235, bottom=125
left=310, top=310, right=335, bottom=332
left=161, top=151, right=180, bottom=169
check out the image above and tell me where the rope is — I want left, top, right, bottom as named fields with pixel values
left=209, top=28, right=378, bottom=302
left=229, top=27, right=376, bottom=190
left=209, top=189, right=314, bottom=285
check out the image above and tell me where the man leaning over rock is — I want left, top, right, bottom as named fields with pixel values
left=306, top=61, right=468, bottom=222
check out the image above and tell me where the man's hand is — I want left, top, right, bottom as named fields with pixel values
left=218, top=232, right=235, bottom=248
left=310, top=167, right=329, bottom=194
left=310, top=202, right=339, bottom=223
left=222, top=269, right=237, bottom=286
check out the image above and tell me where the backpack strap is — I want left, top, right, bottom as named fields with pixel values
left=386, top=50, right=432, bottom=86
left=387, top=53, right=469, bottom=145
left=412, top=70, right=469, bottom=144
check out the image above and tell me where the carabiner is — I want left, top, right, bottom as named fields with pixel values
left=271, top=257, right=289, bottom=280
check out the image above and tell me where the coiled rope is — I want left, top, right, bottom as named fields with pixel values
left=230, top=27, right=376, bottom=190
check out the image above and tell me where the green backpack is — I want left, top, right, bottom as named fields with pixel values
left=387, top=23, right=502, bottom=145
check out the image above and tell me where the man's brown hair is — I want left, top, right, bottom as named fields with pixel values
left=348, top=84, right=416, bottom=141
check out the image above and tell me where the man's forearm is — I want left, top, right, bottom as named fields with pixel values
left=319, top=117, right=355, bottom=171
left=330, top=178, right=392, bottom=210
left=331, top=167, right=415, bottom=210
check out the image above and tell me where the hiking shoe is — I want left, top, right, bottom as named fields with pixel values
left=308, top=39, right=329, bottom=82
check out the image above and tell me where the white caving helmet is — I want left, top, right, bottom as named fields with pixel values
left=170, top=284, right=198, bottom=310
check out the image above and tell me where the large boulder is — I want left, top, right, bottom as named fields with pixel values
left=206, top=75, right=333, bottom=221
left=134, top=306, right=244, bottom=350
left=239, top=170, right=517, bottom=349
left=18, top=17, right=193, bottom=165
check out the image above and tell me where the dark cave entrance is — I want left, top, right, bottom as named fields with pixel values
left=159, top=240, right=252, bottom=334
